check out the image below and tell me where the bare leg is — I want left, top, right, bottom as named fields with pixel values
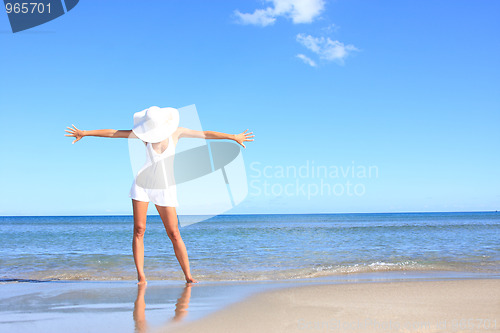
left=156, top=205, right=198, bottom=283
left=132, top=199, right=149, bottom=284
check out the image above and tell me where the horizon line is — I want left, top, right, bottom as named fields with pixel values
left=1, top=210, right=498, bottom=218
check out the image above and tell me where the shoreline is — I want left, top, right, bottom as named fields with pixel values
left=1, top=271, right=499, bottom=333
left=2, top=267, right=499, bottom=284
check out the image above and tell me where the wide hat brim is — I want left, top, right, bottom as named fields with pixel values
left=132, top=106, right=180, bottom=143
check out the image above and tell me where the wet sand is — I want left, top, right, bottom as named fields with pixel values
left=1, top=273, right=498, bottom=333
left=166, top=279, right=500, bottom=333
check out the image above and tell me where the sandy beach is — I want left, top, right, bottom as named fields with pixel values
left=0, top=274, right=498, bottom=333
left=165, top=278, right=500, bottom=333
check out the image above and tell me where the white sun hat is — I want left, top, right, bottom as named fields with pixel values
left=132, top=106, right=180, bottom=143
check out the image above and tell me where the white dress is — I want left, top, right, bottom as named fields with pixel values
left=128, top=136, right=179, bottom=207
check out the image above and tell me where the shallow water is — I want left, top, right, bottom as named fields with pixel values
left=1, top=212, right=499, bottom=281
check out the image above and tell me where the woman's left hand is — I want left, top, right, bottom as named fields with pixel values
left=234, top=129, right=254, bottom=148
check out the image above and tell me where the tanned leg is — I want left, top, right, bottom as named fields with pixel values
left=156, top=205, right=198, bottom=283
left=132, top=199, right=149, bottom=284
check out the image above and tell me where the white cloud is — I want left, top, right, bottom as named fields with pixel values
left=233, top=1, right=358, bottom=68
left=296, top=33, right=358, bottom=64
left=296, top=54, right=317, bottom=67
left=234, top=8, right=276, bottom=27
left=234, top=0, right=325, bottom=26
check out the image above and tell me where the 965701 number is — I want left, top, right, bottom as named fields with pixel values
left=5, top=2, right=51, bottom=14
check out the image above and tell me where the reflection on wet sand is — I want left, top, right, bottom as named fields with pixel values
left=172, top=284, right=192, bottom=322
left=133, top=283, right=193, bottom=333
left=133, top=283, right=148, bottom=333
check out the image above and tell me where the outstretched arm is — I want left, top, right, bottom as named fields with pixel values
left=65, top=124, right=138, bottom=144
left=178, top=127, right=254, bottom=148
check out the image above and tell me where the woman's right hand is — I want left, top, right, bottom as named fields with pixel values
left=65, top=124, right=85, bottom=144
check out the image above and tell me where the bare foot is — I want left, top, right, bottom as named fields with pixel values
left=185, top=276, right=198, bottom=284
left=137, top=275, right=147, bottom=285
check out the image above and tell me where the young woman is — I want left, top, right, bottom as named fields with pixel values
left=65, top=106, right=254, bottom=284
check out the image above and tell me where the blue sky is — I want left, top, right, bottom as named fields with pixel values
left=0, top=0, right=499, bottom=215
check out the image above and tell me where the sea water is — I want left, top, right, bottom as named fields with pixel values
left=1, top=212, right=499, bottom=281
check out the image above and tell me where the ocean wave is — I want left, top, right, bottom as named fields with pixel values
left=3, top=261, right=495, bottom=283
